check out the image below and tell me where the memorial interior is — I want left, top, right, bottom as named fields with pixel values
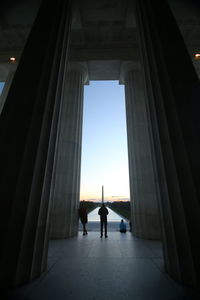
left=0, top=0, right=200, bottom=292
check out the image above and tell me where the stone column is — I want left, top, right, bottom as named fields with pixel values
left=0, top=63, right=17, bottom=114
left=121, top=62, right=160, bottom=239
left=135, top=0, right=200, bottom=287
left=0, top=0, right=72, bottom=288
left=50, top=63, right=88, bottom=239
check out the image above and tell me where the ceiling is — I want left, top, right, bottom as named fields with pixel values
left=0, top=0, right=199, bottom=81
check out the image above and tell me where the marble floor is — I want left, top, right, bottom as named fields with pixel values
left=5, top=231, right=199, bottom=300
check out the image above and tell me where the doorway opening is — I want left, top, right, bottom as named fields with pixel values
left=0, top=82, right=5, bottom=114
left=0, top=82, right=5, bottom=95
left=79, top=80, right=130, bottom=232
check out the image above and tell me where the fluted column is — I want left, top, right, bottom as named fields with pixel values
left=0, top=0, right=71, bottom=288
left=121, top=62, right=160, bottom=239
left=50, top=62, right=88, bottom=239
left=135, top=0, right=200, bottom=287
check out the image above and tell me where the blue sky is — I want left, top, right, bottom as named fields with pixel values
left=80, top=81, right=130, bottom=202
left=0, top=82, right=4, bottom=94
left=0, top=80, right=130, bottom=202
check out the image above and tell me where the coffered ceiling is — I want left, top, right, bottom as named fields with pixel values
left=0, top=0, right=199, bottom=80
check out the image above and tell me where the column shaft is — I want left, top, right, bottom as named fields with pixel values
left=135, top=0, right=200, bottom=287
left=0, top=0, right=71, bottom=288
left=50, top=64, right=86, bottom=239
left=124, top=68, right=160, bottom=239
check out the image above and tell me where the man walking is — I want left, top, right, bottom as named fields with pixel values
left=98, top=203, right=109, bottom=238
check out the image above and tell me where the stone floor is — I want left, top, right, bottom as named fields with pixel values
left=5, top=231, right=199, bottom=300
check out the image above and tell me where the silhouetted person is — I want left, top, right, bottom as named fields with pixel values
left=78, top=202, right=88, bottom=235
left=129, top=221, right=132, bottom=232
left=98, top=203, right=109, bottom=238
left=119, top=219, right=127, bottom=233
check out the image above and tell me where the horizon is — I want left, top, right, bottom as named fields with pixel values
left=80, top=200, right=130, bottom=203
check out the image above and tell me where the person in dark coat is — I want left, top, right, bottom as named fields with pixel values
left=98, top=203, right=109, bottom=238
left=78, top=202, right=88, bottom=235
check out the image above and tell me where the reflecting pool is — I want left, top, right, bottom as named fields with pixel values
left=88, top=207, right=128, bottom=222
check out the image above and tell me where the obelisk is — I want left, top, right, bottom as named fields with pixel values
left=102, top=185, right=104, bottom=203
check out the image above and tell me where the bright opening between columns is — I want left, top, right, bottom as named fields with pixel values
left=0, top=82, right=5, bottom=95
left=80, top=80, right=130, bottom=216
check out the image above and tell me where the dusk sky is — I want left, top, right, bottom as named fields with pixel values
left=0, top=80, right=130, bottom=202
left=80, top=80, right=130, bottom=202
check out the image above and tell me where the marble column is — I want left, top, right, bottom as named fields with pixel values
left=0, top=0, right=72, bottom=288
left=50, top=62, right=88, bottom=239
left=121, top=62, right=160, bottom=239
left=0, top=63, right=17, bottom=114
left=135, top=0, right=200, bottom=287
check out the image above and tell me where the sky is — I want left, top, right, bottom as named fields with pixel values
left=80, top=81, right=130, bottom=202
left=0, top=82, right=4, bottom=94
left=0, top=80, right=130, bottom=202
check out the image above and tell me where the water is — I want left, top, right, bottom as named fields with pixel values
left=79, top=206, right=129, bottom=232
left=88, top=207, right=127, bottom=222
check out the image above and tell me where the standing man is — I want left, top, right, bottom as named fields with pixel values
left=98, top=203, right=109, bottom=238
left=78, top=202, right=88, bottom=235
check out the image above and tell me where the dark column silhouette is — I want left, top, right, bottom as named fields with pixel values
left=0, top=0, right=71, bottom=288
left=135, top=0, right=200, bottom=287
left=50, top=63, right=87, bottom=239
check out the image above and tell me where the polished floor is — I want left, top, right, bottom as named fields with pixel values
left=6, top=230, right=199, bottom=300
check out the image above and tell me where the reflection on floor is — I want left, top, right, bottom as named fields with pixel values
left=6, top=232, right=199, bottom=300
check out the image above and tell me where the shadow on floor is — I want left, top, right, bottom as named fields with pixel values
left=3, top=232, right=199, bottom=300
